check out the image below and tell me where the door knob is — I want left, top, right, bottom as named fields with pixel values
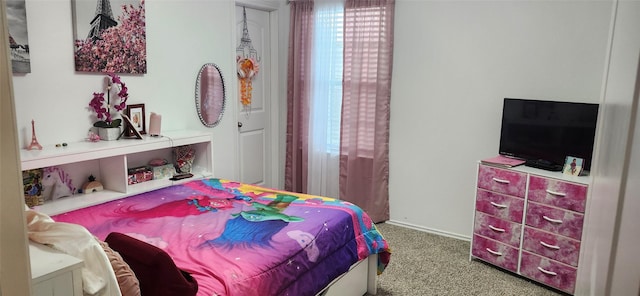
left=238, top=122, right=243, bottom=128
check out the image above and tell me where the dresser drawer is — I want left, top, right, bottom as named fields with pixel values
left=522, top=227, right=581, bottom=266
left=473, top=211, right=522, bottom=247
left=477, top=165, right=527, bottom=198
left=525, top=202, right=584, bottom=240
left=520, top=251, right=577, bottom=294
left=528, top=175, right=588, bottom=213
left=471, top=234, right=519, bottom=273
left=476, top=189, right=525, bottom=223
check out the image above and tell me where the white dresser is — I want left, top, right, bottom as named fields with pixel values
left=30, top=242, right=83, bottom=296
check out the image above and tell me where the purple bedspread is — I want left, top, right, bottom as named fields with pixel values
left=52, top=178, right=390, bottom=296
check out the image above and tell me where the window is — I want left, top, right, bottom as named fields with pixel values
left=310, top=1, right=390, bottom=158
left=310, top=1, right=344, bottom=155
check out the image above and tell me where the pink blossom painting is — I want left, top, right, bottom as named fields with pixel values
left=72, top=0, right=146, bottom=73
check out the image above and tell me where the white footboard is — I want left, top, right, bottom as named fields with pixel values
left=317, top=254, right=378, bottom=296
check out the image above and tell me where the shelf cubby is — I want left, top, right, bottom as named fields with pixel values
left=21, top=130, right=213, bottom=216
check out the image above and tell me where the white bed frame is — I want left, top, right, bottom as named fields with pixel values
left=22, top=133, right=382, bottom=296
left=317, top=254, right=378, bottom=296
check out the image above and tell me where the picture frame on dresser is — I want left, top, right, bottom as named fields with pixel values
left=563, top=156, right=584, bottom=176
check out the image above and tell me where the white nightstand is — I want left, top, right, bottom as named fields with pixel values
left=30, top=242, right=83, bottom=296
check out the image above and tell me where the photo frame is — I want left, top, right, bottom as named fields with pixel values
left=120, top=113, right=143, bottom=139
left=563, top=156, right=584, bottom=176
left=126, top=104, right=146, bottom=136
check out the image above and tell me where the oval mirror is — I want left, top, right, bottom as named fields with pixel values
left=196, top=63, right=226, bottom=127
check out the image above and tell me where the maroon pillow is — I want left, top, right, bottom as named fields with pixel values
left=104, top=232, right=198, bottom=296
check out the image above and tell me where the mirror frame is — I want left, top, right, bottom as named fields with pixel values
left=195, top=63, right=226, bottom=127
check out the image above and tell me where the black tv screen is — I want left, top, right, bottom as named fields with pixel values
left=499, top=98, right=599, bottom=171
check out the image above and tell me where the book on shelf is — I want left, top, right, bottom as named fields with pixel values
left=480, top=155, right=526, bottom=168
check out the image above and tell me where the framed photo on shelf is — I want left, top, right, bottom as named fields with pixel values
left=126, top=104, right=146, bottom=136
left=563, top=156, right=584, bottom=176
left=120, top=113, right=143, bottom=139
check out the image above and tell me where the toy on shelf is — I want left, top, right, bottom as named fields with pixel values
left=87, top=130, right=101, bottom=142
left=42, top=167, right=75, bottom=201
left=81, top=175, right=103, bottom=193
left=27, top=119, right=43, bottom=150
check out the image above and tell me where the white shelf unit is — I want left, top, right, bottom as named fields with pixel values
left=30, top=242, right=83, bottom=296
left=21, top=130, right=213, bottom=216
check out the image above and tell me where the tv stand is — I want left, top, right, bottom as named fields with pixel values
left=525, top=159, right=563, bottom=171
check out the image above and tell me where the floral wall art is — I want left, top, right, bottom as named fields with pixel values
left=6, top=0, right=31, bottom=73
left=72, top=0, right=147, bottom=73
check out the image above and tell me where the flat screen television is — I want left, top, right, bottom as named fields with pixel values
left=499, top=98, right=599, bottom=172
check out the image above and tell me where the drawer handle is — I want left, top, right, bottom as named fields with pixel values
left=540, top=241, right=560, bottom=250
left=537, top=266, right=558, bottom=276
left=492, top=177, right=510, bottom=184
left=486, top=248, right=503, bottom=256
left=546, top=189, right=566, bottom=197
left=490, top=201, right=507, bottom=209
left=543, top=215, right=563, bottom=224
left=488, top=225, right=506, bottom=233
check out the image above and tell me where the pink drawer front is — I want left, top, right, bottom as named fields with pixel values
left=520, top=251, right=577, bottom=294
left=477, top=165, right=526, bottom=198
left=522, top=227, right=581, bottom=267
left=471, top=234, right=519, bottom=273
left=525, top=202, right=584, bottom=240
left=473, top=211, right=522, bottom=247
left=476, top=189, right=525, bottom=223
left=528, top=175, right=588, bottom=213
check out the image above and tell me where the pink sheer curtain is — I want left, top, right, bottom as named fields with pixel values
left=340, top=0, right=394, bottom=223
left=285, top=0, right=314, bottom=193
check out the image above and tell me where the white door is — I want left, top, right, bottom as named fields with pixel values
left=235, top=6, right=272, bottom=186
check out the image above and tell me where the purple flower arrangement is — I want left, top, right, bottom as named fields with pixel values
left=89, top=73, right=129, bottom=128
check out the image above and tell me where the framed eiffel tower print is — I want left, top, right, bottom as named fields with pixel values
left=72, top=0, right=147, bottom=74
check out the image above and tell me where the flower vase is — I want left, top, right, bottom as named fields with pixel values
left=98, top=127, right=121, bottom=141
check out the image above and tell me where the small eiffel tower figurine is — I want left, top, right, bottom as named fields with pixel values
left=27, top=119, right=43, bottom=150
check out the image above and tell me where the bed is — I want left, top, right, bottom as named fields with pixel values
left=50, top=178, right=391, bottom=296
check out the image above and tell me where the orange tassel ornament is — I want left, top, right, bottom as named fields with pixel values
left=237, top=56, right=259, bottom=115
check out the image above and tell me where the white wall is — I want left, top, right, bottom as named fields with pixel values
left=609, top=73, right=640, bottom=294
left=12, top=0, right=239, bottom=180
left=577, top=1, right=640, bottom=294
left=388, top=0, right=612, bottom=238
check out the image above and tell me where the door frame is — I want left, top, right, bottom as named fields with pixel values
left=233, top=0, right=282, bottom=188
left=0, top=0, right=32, bottom=294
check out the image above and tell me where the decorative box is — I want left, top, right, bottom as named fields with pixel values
left=173, top=145, right=195, bottom=173
left=127, top=166, right=153, bottom=185
left=151, top=164, right=176, bottom=180
left=22, top=169, right=44, bottom=207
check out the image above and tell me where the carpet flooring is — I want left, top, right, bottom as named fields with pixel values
left=367, top=223, right=567, bottom=296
